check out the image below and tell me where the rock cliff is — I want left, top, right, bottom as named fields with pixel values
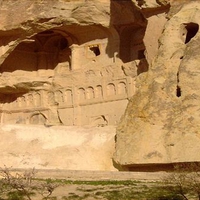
left=1, top=0, right=198, bottom=171
left=114, top=1, right=200, bottom=170
left=0, top=0, right=145, bottom=127
left=0, top=0, right=148, bottom=170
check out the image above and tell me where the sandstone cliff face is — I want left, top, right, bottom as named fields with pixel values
left=0, top=124, right=116, bottom=170
left=114, top=1, right=200, bottom=169
left=0, top=0, right=151, bottom=170
left=0, top=0, right=119, bottom=170
left=0, top=0, right=145, bottom=127
left=2, top=0, right=193, bottom=171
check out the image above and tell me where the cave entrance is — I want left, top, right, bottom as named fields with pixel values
left=184, top=23, right=199, bottom=44
left=119, top=26, right=146, bottom=63
left=0, top=30, right=72, bottom=75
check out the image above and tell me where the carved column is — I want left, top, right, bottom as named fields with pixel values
left=70, top=44, right=80, bottom=70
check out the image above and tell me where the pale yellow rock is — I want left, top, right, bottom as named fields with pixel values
left=114, top=1, right=200, bottom=169
left=0, top=0, right=172, bottom=171
left=0, top=124, right=117, bottom=171
left=0, top=0, right=147, bottom=128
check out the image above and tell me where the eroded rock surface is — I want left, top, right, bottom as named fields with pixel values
left=0, top=0, right=154, bottom=170
left=114, top=1, right=200, bottom=169
left=0, top=0, right=143, bottom=127
left=0, top=0, right=182, bottom=171
left=0, top=124, right=116, bottom=170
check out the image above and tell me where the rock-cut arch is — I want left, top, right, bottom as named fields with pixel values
left=29, top=113, right=47, bottom=125
left=107, top=83, right=116, bottom=96
left=0, top=29, right=75, bottom=75
left=118, top=82, right=126, bottom=94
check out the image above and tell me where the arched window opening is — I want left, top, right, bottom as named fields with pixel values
left=95, top=85, right=103, bottom=98
left=184, top=23, right=199, bottom=44
left=30, top=113, right=46, bottom=125
left=78, top=88, right=86, bottom=102
left=89, top=46, right=100, bottom=56
left=107, top=83, right=116, bottom=96
left=65, top=89, right=73, bottom=104
left=86, top=87, right=95, bottom=99
left=118, top=82, right=126, bottom=94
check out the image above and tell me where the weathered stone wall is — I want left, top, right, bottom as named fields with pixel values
left=0, top=124, right=116, bottom=171
left=0, top=0, right=148, bottom=170
left=114, top=1, right=200, bottom=170
left=0, top=0, right=138, bottom=127
left=0, top=0, right=183, bottom=171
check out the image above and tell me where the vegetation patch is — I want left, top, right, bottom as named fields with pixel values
left=1, top=164, right=200, bottom=200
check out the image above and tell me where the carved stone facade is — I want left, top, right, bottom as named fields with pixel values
left=0, top=76, right=134, bottom=126
left=0, top=0, right=155, bottom=128
left=0, top=0, right=175, bottom=171
left=0, top=25, right=139, bottom=126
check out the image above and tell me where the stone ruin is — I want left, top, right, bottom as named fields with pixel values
left=0, top=0, right=150, bottom=127
left=0, top=27, right=137, bottom=126
left=2, top=0, right=188, bottom=171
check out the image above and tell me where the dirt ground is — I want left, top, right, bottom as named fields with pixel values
left=32, top=170, right=167, bottom=200
left=0, top=169, right=170, bottom=200
left=33, top=179, right=160, bottom=200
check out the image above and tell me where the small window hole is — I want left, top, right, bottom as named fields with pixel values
left=176, top=86, right=181, bottom=97
left=176, top=72, right=181, bottom=97
left=184, top=23, right=199, bottom=44
left=89, top=46, right=100, bottom=56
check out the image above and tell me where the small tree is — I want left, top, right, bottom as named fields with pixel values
left=0, top=166, right=60, bottom=200
left=163, top=163, right=200, bottom=200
